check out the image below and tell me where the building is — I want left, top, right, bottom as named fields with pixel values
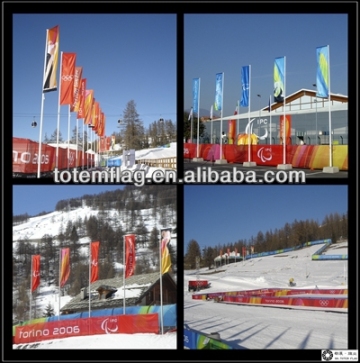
left=204, top=89, right=348, bottom=146
left=60, top=271, right=177, bottom=315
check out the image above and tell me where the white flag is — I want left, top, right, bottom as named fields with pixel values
left=210, top=105, right=213, bottom=120
left=188, top=107, right=193, bottom=121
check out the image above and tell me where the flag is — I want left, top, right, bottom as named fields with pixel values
left=84, top=90, right=94, bottom=125
left=60, top=248, right=70, bottom=288
left=316, top=45, right=329, bottom=98
left=125, top=234, right=136, bottom=278
left=43, top=25, right=59, bottom=93
left=214, top=73, right=223, bottom=111
left=77, top=78, right=86, bottom=119
left=71, top=66, right=83, bottom=112
left=210, top=104, right=213, bottom=120
left=188, top=107, right=193, bottom=121
left=60, top=52, right=76, bottom=105
left=31, top=255, right=41, bottom=292
left=192, top=78, right=200, bottom=114
left=240, top=66, right=250, bottom=107
left=90, top=241, right=100, bottom=283
left=160, top=228, right=172, bottom=274
left=274, top=57, right=285, bottom=103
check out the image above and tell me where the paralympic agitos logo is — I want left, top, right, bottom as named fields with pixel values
left=101, top=318, right=119, bottom=334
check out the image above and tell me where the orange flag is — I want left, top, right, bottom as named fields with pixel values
left=31, top=255, right=41, bottom=292
left=77, top=78, right=86, bottom=119
left=84, top=91, right=94, bottom=125
left=160, top=228, right=172, bottom=274
left=125, top=234, right=136, bottom=278
left=60, top=248, right=70, bottom=287
left=60, top=52, right=76, bottom=105
left=70, top=66, right=82, bottom=112
left=90, top=241, right=100, bottom=283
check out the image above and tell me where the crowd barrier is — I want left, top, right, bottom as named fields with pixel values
left=184, top=143, right=348, bottom=171
left=14, top=313, right=158, bottom=344
left=13, top=304, right=176, bottom=338
left=184, top=327, right=232, bottom=350
left=13, top=137, right=95, bottom=175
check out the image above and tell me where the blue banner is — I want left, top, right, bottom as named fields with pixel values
left=316, top=45, right=329, bottom=98
left=214, top=73, right=223, bottom=111
left=274, top=57, right=285, bottom=102
left=193, top=78, right=200, bottom=114
left=240, top=66, right=250, bottom=107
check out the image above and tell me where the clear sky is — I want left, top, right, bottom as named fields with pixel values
left=184, top=185, right=348, bottom=252
left=12, top=13, right=176, bottom=142
left=184, top=13, right=348, bottom=118
left=13, top=185, right=125, bottom=216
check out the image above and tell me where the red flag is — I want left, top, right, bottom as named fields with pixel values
left=31, top=255, right=41, bottom=292
left=43, top=25, right=59, bottom=93
left=60, top=248, right=70, bottom=287
left=125, top=234, right=136, bottom=278
left=70, top=66, right=82, bottom=112
left=60, top=52, right=76, bottom=105
left=90, top=241, right=100, bottom=283
left=77, top=78, right=86, bottom=119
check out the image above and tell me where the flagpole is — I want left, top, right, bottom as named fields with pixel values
left=123, top=235, right=125, bottom=314
left=269, top=95, right=272, bottom=145
left=190, top=107, right=193, bottom=143
left=196, top=79, right=200, bottom=158
left=248, top=65, right=251, bottom=162
left=29, top=256, right=33, bottom=321
left=76, top=118, right=79, bottom=169
left=58, top=249, right=61, bottom=320
left=67, top=105, right=71, bottom=170
left=82, top=122, right=85, bottom=169
left=328, top=45, right=333, bottom=168
left=37, top=31, right=49, bottom=179
left=55, top=52, right=63, bottom=172
left=159, top=231, right=164, bottom=335
left=210, top=105, right=213, bottom=144
left=89, top=241, right=91, bottom=321
left=283, top=57, right=286, bottom=165
left=220, top=73, right=223, bottom=161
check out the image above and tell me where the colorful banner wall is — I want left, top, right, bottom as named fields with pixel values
left=183, top=143, right=348, bottom=171
left=14, top=314, right=159, bottom=344
left=184, top=327, right=232, bottom=350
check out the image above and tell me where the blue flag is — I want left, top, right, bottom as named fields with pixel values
left=192, top=78, right=200, bottom=114
left=240, top=66, right=249, bottom=107
left=316, top=46, right=329, bottom=98
left=214, top=73, right=223, bottom=111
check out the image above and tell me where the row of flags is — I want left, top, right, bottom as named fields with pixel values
left=42, top=25, right=106, bottom=138
left=30, top=229, right=173, bottom=292
left=191, top=45, right=330, bottom=114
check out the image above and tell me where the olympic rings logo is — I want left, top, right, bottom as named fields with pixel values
left=62, top=75, right=73, bottom=81
left=319, top=300, right=330, bottom=306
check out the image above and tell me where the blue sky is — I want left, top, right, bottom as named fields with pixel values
left=184, top=13, right=348, bottom=119
left=184, top=185, right=348, bottom=252
left=13, top=14, right=176, bottom=142
left=13, top=186, right=125, bottom=216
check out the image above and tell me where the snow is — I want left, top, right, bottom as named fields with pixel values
left=184, top=241, right=348, bottom=349
left=13, top=196, right=177, bottom=349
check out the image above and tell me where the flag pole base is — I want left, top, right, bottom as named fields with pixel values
left=215, top=159, right=228, bottom=164
left=243, top=161, right=256, bottom=167
left=322, top=166, right=339, bottom=173
left=277, top=164, right=293, bottom=170
left=193, top=157, right=204, bottom=162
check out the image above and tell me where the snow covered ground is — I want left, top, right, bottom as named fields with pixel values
left=184, top=241, right=349, bottom=350
left=13, top=331, right=177, bottom=349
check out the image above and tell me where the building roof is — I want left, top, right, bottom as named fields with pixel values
left=60, top=271, right=176, bottom=312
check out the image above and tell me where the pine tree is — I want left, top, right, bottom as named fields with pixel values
left=43, top=302, right=55, bottom=317
left=121, top=100, right=145, bottom=150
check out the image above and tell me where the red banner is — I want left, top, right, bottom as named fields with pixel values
left=125, top=234, right=136, bottom=278
left=60, top=248, right=70, bottom=288
left=90, top=241, right=100, bottom=283
left=31, top=255, right=41, bottom=292
left=60, top=52, right=76, bottom=105
left=14, top=314, right=159, bottom=344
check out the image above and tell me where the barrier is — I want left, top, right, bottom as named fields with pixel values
left=184, top=143, right=348, bottom=171
left=14, top=313, right=159, bottom=344
left=184, top=327, right=232, bottom=350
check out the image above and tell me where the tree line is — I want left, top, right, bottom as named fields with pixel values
left=184, top=211, right=348, bottom=270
